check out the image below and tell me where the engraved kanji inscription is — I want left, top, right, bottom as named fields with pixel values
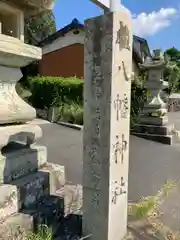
left=89, top=145, right=98, bottom=162
left=88, top=143, right=101, bottom=189
left=92, top=106, right=101, bottom=136
left=92, top=190, right=100, bottom=208
left=122, top=61, right=131, bottom=82
left=114, top=94, right=129, bottom=120
left=92, top=118, right=100, bottom=136
left=113, top=135, right=121, bottom=164
left=112, top=178, right=127, bottom=204
left=113, top=134, right=128, bottom=164
left=92, top=66, right=104, bottom=100
left=114, top=94, right=121, bottom=121
left=116, top=21, right=131, bottom=51
left=91, top=164, right=101, bottom=190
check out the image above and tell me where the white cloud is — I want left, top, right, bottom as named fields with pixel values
left=133, top=8, right=178, bottom=37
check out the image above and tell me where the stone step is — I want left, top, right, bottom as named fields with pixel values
left=0, top=184, right=18, bottom=223
left=131, top=123, right=174, bottom=136
left=0, top=163, right=65, bottom=222
left=0, top=144, right=47, bottom=183
left=0, top=123, right=42, bottom=149
left=33, top=184, right=83, bottom=239
left=0, top=212, right=33, bottom=240
left=0, top=183, right=82, bottom=239
left=131, top=132, right=174, bottom=145
left=56, top=183, right=83, bottom=216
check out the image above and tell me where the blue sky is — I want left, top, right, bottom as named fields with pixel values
left=53, top=0, right=180, bottom=51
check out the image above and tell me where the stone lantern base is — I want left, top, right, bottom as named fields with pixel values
left=131, top=122, right=180, bottom=145
left=0, top=35, right=68, bottom=238
left=131, top=106, right=180, bottom=145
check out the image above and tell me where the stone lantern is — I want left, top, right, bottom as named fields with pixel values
left=0, top=1, right=65, bottom=237
left=139, top=50, right=168, bottom=125
left=132, top=49, right=179, bottom=144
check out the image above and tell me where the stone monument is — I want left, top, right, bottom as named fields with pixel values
left=0, top=0, right=65, bottom=237
left=83, top=5, right=132, bottom=240
left=132, top=49, right=180, bottom=145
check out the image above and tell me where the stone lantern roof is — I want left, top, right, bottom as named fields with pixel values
left=139, top=55, right=166, bottom=70
left=2, top=0, right=54, bottom=15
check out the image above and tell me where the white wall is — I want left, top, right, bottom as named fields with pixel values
left=42, top=30, right=84, bottom=55
left=42, top=30, right=140, bottom=75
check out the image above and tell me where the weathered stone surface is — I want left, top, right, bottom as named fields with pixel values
left=0, top=66, right=37, bottom=124
left=0, top=32, right=42, bottom=125
left=0, top=35, right=41, bottom=67
left=131, top=123, right=178, bottom=145
left=138, top=56, right=168, bottom=125
left=0, top=1, right=24, bottom=41
left=131, top=132, right=173, bottom=145
left=133, top=53, right=177, bottom=144
left=10, top=163, right=65, bottom=209
left=56, top=183, right=83, bottom=216
left=0, top=163, right=65, bottom=222
left=138, top=115, right=168, bottom=126
left=0, top=144, right=47, bottom=183
left=0, top=124, right=42, bottom=149
left=132, top=130, right=180, bottom=145
left=83, top=12, right=132, bottom=240
left=4, top=0, right=54, bottom=15
left=168, top=93, right=180, bottom=112
left=0, top=185, right=18, bottom=223
left=41, top=163, right=66, bottom=194
left=26, top=195, right=65, bottom=238
left=132, top=123, right=174, bottom=136
left=0, top=212, right=33, bottom=240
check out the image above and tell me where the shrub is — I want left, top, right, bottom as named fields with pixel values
left=27, top=75, right=147, bottom=126
left=128, top=180, right=178, bottom=239
left=28, top=76, right=83, bottom=109
left=57, top=102, right=83, bottom=125
left=164, top=61, right=180, bottom=94
left=131, top=75, right=149, bottom=126
left=26, top=225, right=52, bottom=240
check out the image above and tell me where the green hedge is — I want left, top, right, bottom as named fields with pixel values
left=28, top=76, right=83, bottom=109
left=131, top=76, right=148, bottom=125
left=27, top=75, right=148, bottom=125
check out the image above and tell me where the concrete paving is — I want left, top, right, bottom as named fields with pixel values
left=35, top=112, right=180, bottom=230
left=36, top=122, right=83, bottom=185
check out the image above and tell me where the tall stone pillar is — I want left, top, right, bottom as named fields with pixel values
left=83, top=12, right=132, bottom=240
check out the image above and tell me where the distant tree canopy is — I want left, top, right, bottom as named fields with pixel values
left=24, top=10, right=56, bottom=45
left=165, top=47, right=180, bottom=63
left=163, top=47, right=180, bottom=94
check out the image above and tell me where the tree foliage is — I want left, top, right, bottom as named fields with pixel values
left=164, top=61, right=180, bottom=94
left=164, top=48, right=180, bottom=94
left=131, top=74, right=149, bottom=126
left=21, top=10, right=56, bottom=82
left=24, top=10, right=56, bottom=45
left=165, top=47, right=180, bottom=63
